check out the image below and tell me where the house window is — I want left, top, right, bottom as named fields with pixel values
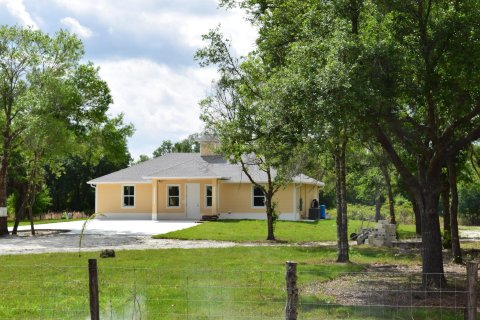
left=122, top=185, right=135, bottom=207
left=205, top=185, right=212, bottom=207
left=167, top=185, right=180, bottom=207
left=252, top=186, right=265, bottom=207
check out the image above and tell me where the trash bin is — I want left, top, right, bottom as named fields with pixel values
left=320, top=205, right=326, bottom=219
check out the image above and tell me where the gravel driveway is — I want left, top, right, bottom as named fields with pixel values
left=1, top=220, right=237, bottom=255
left=5, top=221, right=477, bottom=256
left=0, top=231, right=236, bottom=255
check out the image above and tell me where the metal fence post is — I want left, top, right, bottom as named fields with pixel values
left=285, top=261, right=298, bottom=320
left=466, top=261, right=478, bottom=320
left=89, top=259, right=100, bottom=320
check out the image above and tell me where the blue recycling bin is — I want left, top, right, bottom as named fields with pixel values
left=320, top=205, right=326, bottom=219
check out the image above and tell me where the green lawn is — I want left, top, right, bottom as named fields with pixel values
left=0, top=246, right=448, bottom=320
left=154, top=219, right=418, bottom=242
left=7, top=218, right=87, bottom=227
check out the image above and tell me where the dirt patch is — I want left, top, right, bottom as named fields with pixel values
left=310, top=263, right=469, bottom=310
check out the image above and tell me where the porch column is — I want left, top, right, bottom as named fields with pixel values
left=293, top=184, right=297, bottom=221
left=151, top=179, right=157, bottom=220
left=211, top=178, right=218, bottom=215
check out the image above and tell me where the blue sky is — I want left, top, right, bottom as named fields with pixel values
left=0, top=0, right=256, bottom=159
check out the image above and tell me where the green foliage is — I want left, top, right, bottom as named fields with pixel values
left=459, top=182, right=480, bottom=225
left=153, top=140, right=173, bottom=157
left=457, top=146, right=480, bottom=225
left=0, top=25, right=134, bottom=217
left=32, top=187, right=52, bottom=215
left=152, top=134, right=200, bottom=158
left=346, top=202, right=414, bottom=225
left=197, top=28, right=306, bottom=240
left=46, top=155, right=131, bottom=213
left=136, top=154, right=150, bottom=163
left=5, top=186, right=51, bottom=217
left=347, top=204, right=382, bottom=221
left=394, top=203, right=416, bottom=225
left=6, top=193, right=17, bottom=219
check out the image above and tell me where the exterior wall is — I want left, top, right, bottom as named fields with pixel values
left=218, top=182, right=296, bottom=215
left=155, top=179, right=215, bottom=219
left=96, top=183, right=152, bottom=218
left=95, top=180, right=319, bottom=221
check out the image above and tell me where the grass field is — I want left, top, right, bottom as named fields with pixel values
left=0, top=246, right=461, bottom=320
left=154, top=219, right=418, bottom=242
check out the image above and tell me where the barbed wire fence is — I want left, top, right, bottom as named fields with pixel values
left=0, top=261, right=477, bottom=319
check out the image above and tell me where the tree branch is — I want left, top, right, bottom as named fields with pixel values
left=375, top=125, right=421, bottom=193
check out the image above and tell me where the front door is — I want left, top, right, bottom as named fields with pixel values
left=186, top=183, right=201, bottom=219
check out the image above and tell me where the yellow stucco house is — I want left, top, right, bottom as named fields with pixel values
left=88, top=139, right=323, bottom=221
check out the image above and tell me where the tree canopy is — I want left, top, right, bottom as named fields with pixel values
left=0, top=25, right=133, bottom=234
left=214, top=0, right=480, bottom=286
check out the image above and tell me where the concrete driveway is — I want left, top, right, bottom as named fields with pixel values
left=10, top=219, right=198, bottom=236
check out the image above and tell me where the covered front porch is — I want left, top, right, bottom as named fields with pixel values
left=150, top=178, right=220, bottom=220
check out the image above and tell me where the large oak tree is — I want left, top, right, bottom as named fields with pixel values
left=222, top=0, right=480, bottom=286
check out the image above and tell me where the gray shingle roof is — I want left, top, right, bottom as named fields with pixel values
left=88, top=153, right=323, bottom=186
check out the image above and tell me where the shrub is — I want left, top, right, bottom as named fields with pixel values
left=459, top=183, right=480, bottom=225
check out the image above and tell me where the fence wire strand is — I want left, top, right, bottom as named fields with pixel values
left=0, top=263, right=474, bottom=319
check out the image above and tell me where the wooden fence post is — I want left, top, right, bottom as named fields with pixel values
left=466, top=261, right=478, bottom=320
left=285, top=261, right=298, bottom=320
left=89, top=259, right=100, bottom=320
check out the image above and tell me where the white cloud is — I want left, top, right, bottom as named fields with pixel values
left=0, top=0, right=38, bottom=29
left=97, top=58, right=217, bottom=159
left=60, top=17, right=93, bottom=38
left=49, top=0, right=258, bottom=160
left=54, top=0, right=256, bottom=57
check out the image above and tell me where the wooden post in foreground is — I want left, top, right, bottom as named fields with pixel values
left=466, top=262, right=478, bottom=320
left=88, top=259, right=100, bottom=320
left=285, top=261, right=298, bottom=320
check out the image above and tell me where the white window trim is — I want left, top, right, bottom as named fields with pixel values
left=205, top=184, right=213, bottom=208
left=166, top=184, right=181, bottom=208
left=121, top=185, right=135, bottom=209
left=251, top=185, right=266, bottom=208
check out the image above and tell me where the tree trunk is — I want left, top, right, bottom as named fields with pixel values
left=420, top=190, right=446, bottom=287
left=374, top=127, right=444, bottom=286
left=447, top=159, right=462, bottom=264
left=266, top=198, right=275, bottom=241
left=28, top=206, right=35, bottom=236
left=441, top=177, right=451, bottom=249
left=28, top=185, right=37, bottom=235
left=382, top=164, right=396, bottom=224
left=12, top=188, right=28, bottom=235
left=412, top=199, right=422, bottom=235
left=374, top=193, right=382, bottom=222
left=334, top=142, right=349, bottom=263
left=0, top=149, right=10, bottom=236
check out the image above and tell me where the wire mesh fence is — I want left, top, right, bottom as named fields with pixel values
left=0, top=262, right=474, bottom=319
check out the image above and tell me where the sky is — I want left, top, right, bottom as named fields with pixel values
left=0, top=0, right=257, bottom=159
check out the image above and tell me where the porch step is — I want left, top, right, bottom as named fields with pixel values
left=201, top=215, right=219, bottom=222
